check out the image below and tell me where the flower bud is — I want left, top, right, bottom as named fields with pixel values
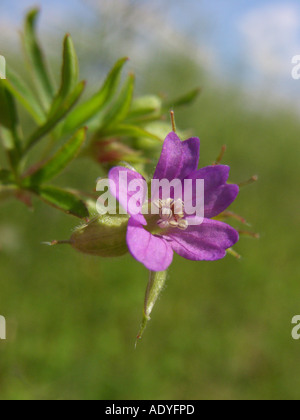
left=91, top=138, right=144, bottom=169
left=136, top=270, right=168, bottom=345
left=70, top=214, right=129, bottom=257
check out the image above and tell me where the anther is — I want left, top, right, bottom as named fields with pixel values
left=161, top=208, right=173, bottom=220
left=157, top=220, right=170, bottom=229
left=173, top=199, right=184, bottom=215
left=178, top=219, right=188, bottom=230
left=153, top=199, right=163, bottom=209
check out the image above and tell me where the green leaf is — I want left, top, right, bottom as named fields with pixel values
left=0, top=169, right=13, bottom=185
left=62, top=57, right=128, bottom=136
left=23, top=8, right=55, bottom=110
left=25, top=81, right=85, bottom=152
left=0, top=82, right=17, bottom=130
left=164, top=87, right=201, bottom=110
left=26, top=127, right=87, bottom=185
left=4, top=68, right=46, bottom=124
left=34, top=185, right=89, bottom=218
left=0, top=81, right=22, bottom=170
left=100, top=124, right=162, bottom=142
left=49, top=34, right=79, bottom=117
left=99, top=73, right=135, bottom=131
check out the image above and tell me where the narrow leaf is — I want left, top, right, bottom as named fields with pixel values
left=0, top=81, right=22, bottom=170
left=25, top=81, right=85, bottom=152
left=5, top=68, right=46, bottom=124
left=101, top=124, right=162, bottom=142
left=23, top=8, right=54, bottom=110
left=34, top=185, right=89, bottom=218
left=164, top=87, right=201, bottom=110
left=0, top=81, right=18, bottom=131
left=26, top=127, right=87, bottom=185
left=49, top=34, right=79, bottom=117
left=99, top=73, right=135, bottom=131
left=62, top=57, right=128, bottom=135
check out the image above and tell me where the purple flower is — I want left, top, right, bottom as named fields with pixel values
left=109, top=132, right=239, bottom=272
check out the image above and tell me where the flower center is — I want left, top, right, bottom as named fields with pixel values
left=153, top=198, right=188, bottom=231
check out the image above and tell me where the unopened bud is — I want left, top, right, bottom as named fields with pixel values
left=70, top=214, right=129, bottom=257
left=92, top=139, right=145, bottom=168
left=136, top=270, right=168, bottom=346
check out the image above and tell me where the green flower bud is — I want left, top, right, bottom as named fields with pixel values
left=90, top=138, right=148, bottom=173
left=136, top=270, right=168, bottom=345
left=93, top=139, right=140, bottom=165
left=70, top=214, right=129, bottom=257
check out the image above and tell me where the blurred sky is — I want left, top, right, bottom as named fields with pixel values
left=1, top=0, right=300, bottom=105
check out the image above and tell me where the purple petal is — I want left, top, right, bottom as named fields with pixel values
left=166, top=218, right=239, bottom=261
left=185, top=165, right=239, bottom=218
left=109, top=167, right=147, bottom=225
left=153, top=132, right=200, bottom=181
left=127, top=218, right=174, bottom=271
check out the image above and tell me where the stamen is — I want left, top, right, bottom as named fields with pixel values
left=176, top=213, right=185, bottom=220
left=178, top=219, right=188, bottom=230
left=173, top=199, right=184, bottom=215
left=153, top=199, right=163, bottom=209
left=156, top=198, right=188, bottom=230
left=165, top=198, right=174, bottom=207
left=161, top=207, right=173, bottom=220
left=157, top=220, right=170, bottom=229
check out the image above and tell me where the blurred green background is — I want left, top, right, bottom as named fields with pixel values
left=0, top=0, right=300, bottom=400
